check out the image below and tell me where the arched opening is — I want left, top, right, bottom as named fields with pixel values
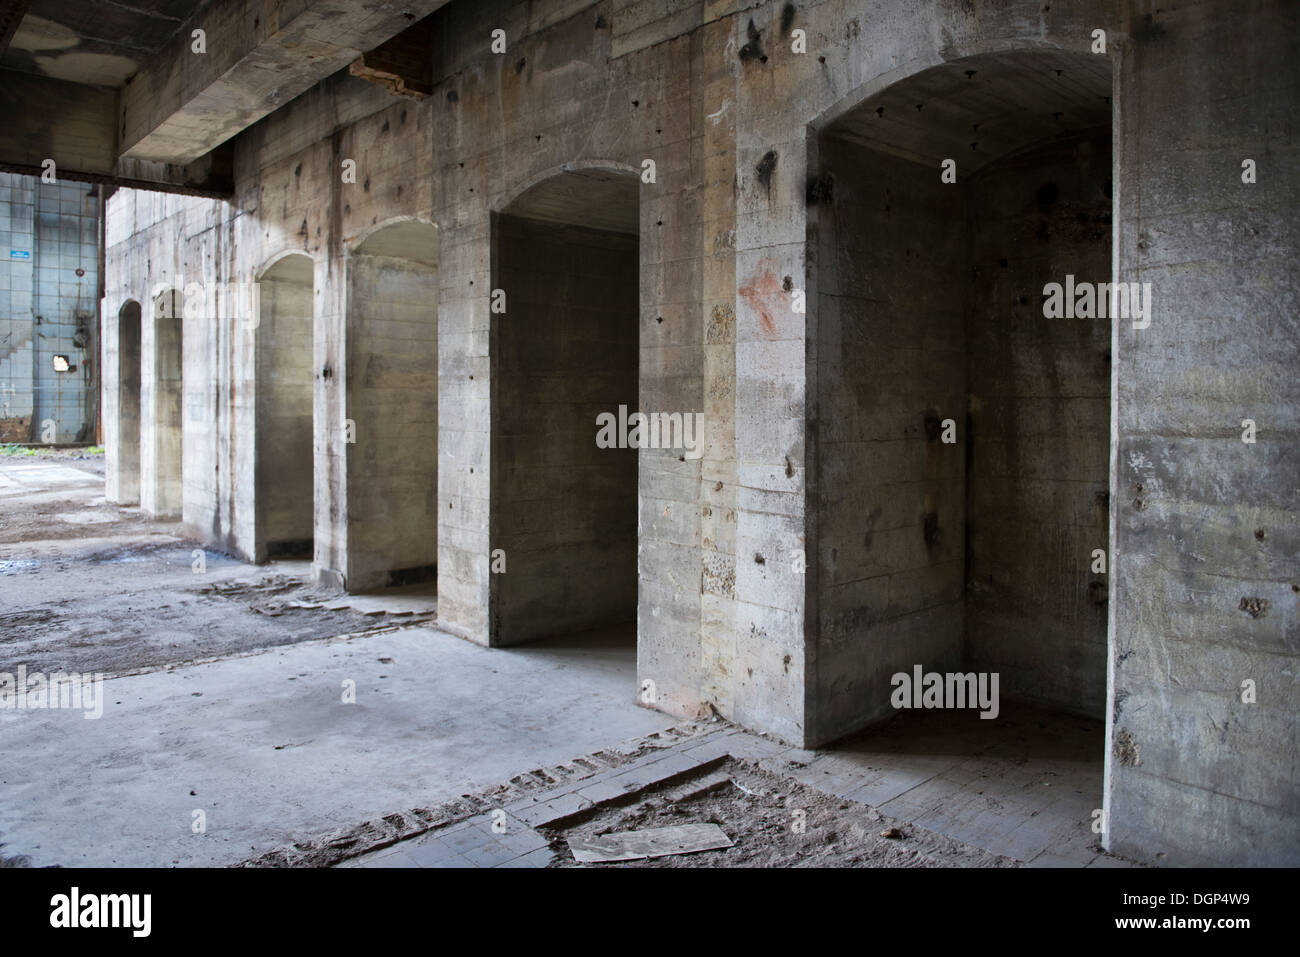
left=809, top=50, right=1113, bottom=745
left=111, top=299, right=142, bottom=504
left=255, top=254, right=315, bottom=561
left=489, top=167, right=640, bottom=646
left=143, top=287, right=184, bottom=518
left=341, top=220, right=439, bottom=591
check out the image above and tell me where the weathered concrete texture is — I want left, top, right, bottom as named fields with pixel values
left=96, top=0, right=1299, bottom=866
left=1106, top=0, right=1300, bottom=866
left=103, top=80, right=437, bottom=569
left=119, top=0, right=452, bottom=165
left=105, top=300, right=142, bottom=505
left=0, top=1, right=463, bottom=192
left=0, top=70, right=118, bottom=181
left=334, top=223, right=439, bottom=590
left=0, top=623, right=667, bottom=867
left=811, top=136, right=969, bottom=742
left=965, top=132, right=1111, bottom=718
left=140, top=292, right=184, bottom=518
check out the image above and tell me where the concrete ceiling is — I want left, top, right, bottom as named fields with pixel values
left=505, top=169, right=640, bottom=235
left=0, top=0, right=449, bottom=195
left=1, top=1, right=200, bottom=86
left=829, top=51, right=1113, bottom=171
left=119, top=0, right=451, bottom=165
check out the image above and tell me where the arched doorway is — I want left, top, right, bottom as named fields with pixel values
left=489, top=167, right=641, bottom=646
left=808, top=50, right=1114, bottom=740
left=255, top=253, right=315, bottom=561
left=334, top=219, right=439, bottom=591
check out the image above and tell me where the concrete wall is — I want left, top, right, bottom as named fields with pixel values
left=340, top=238, right=439, bottom=590
left=491, top=214, right=638, bottom=643
left=103, top=74, right=435, bottom=559
left=98, top=0, right=1299, bottom=865
left=423, top=1, right=727, bottom=736
left=106, top=300, right=142, bottom=503
left=966, top=132, right=1112, bottom=718
left=1106, top=0, right=1300, bottom=866
left=807, top=46, right=1114, bottom=741
left=141, top=290, right=184, bottom=518
left=102, top=187, right=238, bottom=535
left=810, top=138, right=968, bottom=742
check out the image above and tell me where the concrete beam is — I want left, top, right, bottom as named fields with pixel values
left=0, top=68, right=234, bottom=196
left=120, top=0, right=449, bottom=165
left=0, top=0, right=31, bottom=58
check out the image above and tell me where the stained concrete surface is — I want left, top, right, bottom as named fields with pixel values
left=542, top=758, right=1020, bottom=868
left=0, top=455, right=1125, bottom=869
left=0, top=456, right=395, bottom=675
left=0, top=455, right=666, bottom=866
left=0, top=620, right=664, bottom=867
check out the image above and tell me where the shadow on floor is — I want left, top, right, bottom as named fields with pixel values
left=804, top=701, right=1116, bottom=866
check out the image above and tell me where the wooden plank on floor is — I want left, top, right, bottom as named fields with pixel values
left=569, top=823, right=733, bottom=863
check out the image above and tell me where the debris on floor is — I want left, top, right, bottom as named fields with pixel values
left=543, top=758, right=1018, bottom=868
left=0, top=559, right=402, bottom=677
left=568, top=823, right=734, bottom=863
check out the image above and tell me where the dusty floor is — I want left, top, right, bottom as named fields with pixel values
left=0, top=620, right=661, bottom=866
left=0, top=452, right=409, bottom=676
left=0, top=455, right=665, bottom=867
left=786, top=703, right=1115, bottom=866
left=338, top=706, right=1132, bottom=869
left=1, top=453, right=1128, bottom=869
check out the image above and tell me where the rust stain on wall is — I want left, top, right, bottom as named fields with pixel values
left=738, top=265, right=785, bottom=339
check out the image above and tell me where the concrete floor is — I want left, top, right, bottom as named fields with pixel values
left=0, top=454, right=425, bottom=676
left=0, top=455, right=664, bottom=867
left=0, top=454, right=1119, bottom=867
left=797, top=704, right=1118, bottom=866
left=0, top=621, right=664, bottom=866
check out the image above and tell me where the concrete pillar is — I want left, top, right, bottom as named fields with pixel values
left=1105, top=0, right=1300, bottom=866
left=105, top=299, right=142, bottom=505
left=140, top=289, right=183, bottom=518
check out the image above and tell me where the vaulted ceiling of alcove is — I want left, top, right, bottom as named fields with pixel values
left=504, top=169, right=640, bottom=235
left=828, top=50, right=1113, bottom=171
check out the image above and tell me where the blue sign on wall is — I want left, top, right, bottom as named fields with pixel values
left=9, top=250, right=31, bottom=259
